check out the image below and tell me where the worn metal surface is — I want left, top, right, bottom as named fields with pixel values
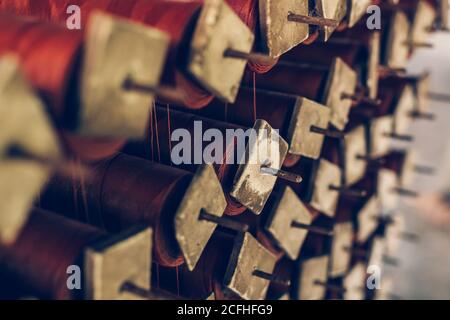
left=310, top=159, right=341, bottom=217
left=85, top=227, right=152, bottom=300
left=323, top=58, right=358, bottom=130
left=385, top=11, right=410, bottom=69
left=266, top=186, right=312, bottom=260
left=224, top=233, right=277, bottom=300
left=231, top=120, right=289, bottom=215
left=356, top=196, right=381, bottom=243
left=189, top=0, right=254, bottom=103
left=298, top=255, right=329, bottom=300
left=259, top=0, right=309, bottom=58
left=0, top=57, right=62, bottom=245
left=393, top=85, right=415, bottom=135
left=81, top=12, right=169, bottom=137
left=344, top=125, right=368, bottom=186
left=288, top=97, right=330, bottom=159
left=314, top=0, right=347, bottom=41
left=329, top=222, right=354, bottom=278
left=175, top=164, right=227, bottom=271
left=369, top=116, right=394, bottom=158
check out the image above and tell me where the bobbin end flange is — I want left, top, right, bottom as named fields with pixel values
left=314, top=0, right=347, bottom=42
left=356, top=196, right=381, bottom=244
left=0, top=56, right=62, bottom=244
left=230, top=119, right=289, bottom=215
left=438, top=0, right=449, bottom=31
left=175, top=164, right=227, bottom=271
left=329, top=222, right=354, bottom=278
left=393, top=85, right=415, bottom=136
left=411, top=1, right=436, bottom=46
left=265, top=186, right=312, bottom=260
left=288, top=97, right=330, bottom=159
left=85, top=226, right=152, bottom=300
left=345, top=125, right=368, bottom=186
left=188, top=0, right=254, bottom=103
left=346, top=0, right=371, bottom=28
left=323, top=58, right=358, bottom=131
left=223, top=232, right=277, bottom=300
left=258, top=0, right=309, bottom=58
left=310, top=159, right=342, bottom=218
left=416, top=71, right=431, bottom=114
left=368, top=236, right=385, bottom=268
left=369, top=116, right=394, bottom=159
left=81, top=11, right=170, bottom=138
left=377, top=169, right=399, bottom=212
left=297, top=255, right=329, bottom=300
left=385, top=11, right=410, bottom=69
left=343, top=263, right=367, bottom=300
left=367, top=32, right=381, bottom=100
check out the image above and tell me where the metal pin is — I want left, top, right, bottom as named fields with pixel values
left=120, top=281, right=177, bottom=300
left=414, top=165, right=435, bottom=175
left=310, top=125, right=345, bottom=139
left=291, top=221, right=333, bottom=236
left=329, top=185, right=368, bottom=198
left=7, top=145, right=89, bottom=180
left=383, top=132, right=414, bottom=142
left=223, top=48, right=274, bottom=65
left=356, top=154, right=386, bottom=166
left=260, top=166, right=303, bottom=184
left=383, top=255, right=399, bottom=267
left=122, top=76, right=184, bottom=103
left=252, top=270, right=291, bottom=286
left=409, top=111, right=436, bottom=121
left=199, top=209, right=249, bottom=233
left=394, top=187, right=419, bottom=198
left=314, top=280, right=347, bottom=294
left=404, top=41, right=434, bottom=48
left=428, top=92, right=450, bottom=102
left=341, top=92, right=382, bottom=107
left=287, top=12, right=339, bottom=28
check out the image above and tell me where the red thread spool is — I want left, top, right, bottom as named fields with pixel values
left=0, top=13, right=125, bottom=161
left=125, top=108, right=252, bottom=216
left=40, top=153, right=192, bottom=267
left=0, top=0, right=214, bottom=109
left=0, top=208, right=105, bottom=300
left=225, top=0, right=278, bottom=73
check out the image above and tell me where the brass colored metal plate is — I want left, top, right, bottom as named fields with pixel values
left=310, top=159, right=342, bottom=218
left=175, top=164, right=227, bottom=271
left=384, top=214, right=405, bottom=257
left=356, top=196, right=381, bottom=244
left=369, top=116, right=393, bottom=159
left=85, top=226, right=152, bottom=300
left=288, top=98, right=331, bottom=159
left=298, top=255, right=329, bottom=300
left=377, top=169, right=399, bottom=211
left=189, top=0, right=254, bottom=103
left=0, top=56, right=62, bottom=244
left=224, top=232, right=277, bottom=300
left=259, top=0, right=309, bottom=58
left=411, top=1, right=436, bottom=45
left=81, top=12, right=169, bottom=138
left=315, top=0, right=347, bottom=41
left=347, top=0, right=371, bottom=28
left=343, top=263, right=367, bottom=300
left=323, top=58, right=358, bottom=131
left=329, top=222, right=354, bottom=278
left=400, top=149, right=416, bottom=187
left=393, top=85, right=415, bottom=135
left=266, top=186, right=313, bottom=260
left=385, top=11, right=410, bottom=69
left=368, top=236, right=385, bottom=268
left=231, top=120, right=289, bottom=215
left=416, top=72, right=431, bottom=113
left=367, top=32, right=381, bottom=100
left=344, top=125, right=368, bottom=186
